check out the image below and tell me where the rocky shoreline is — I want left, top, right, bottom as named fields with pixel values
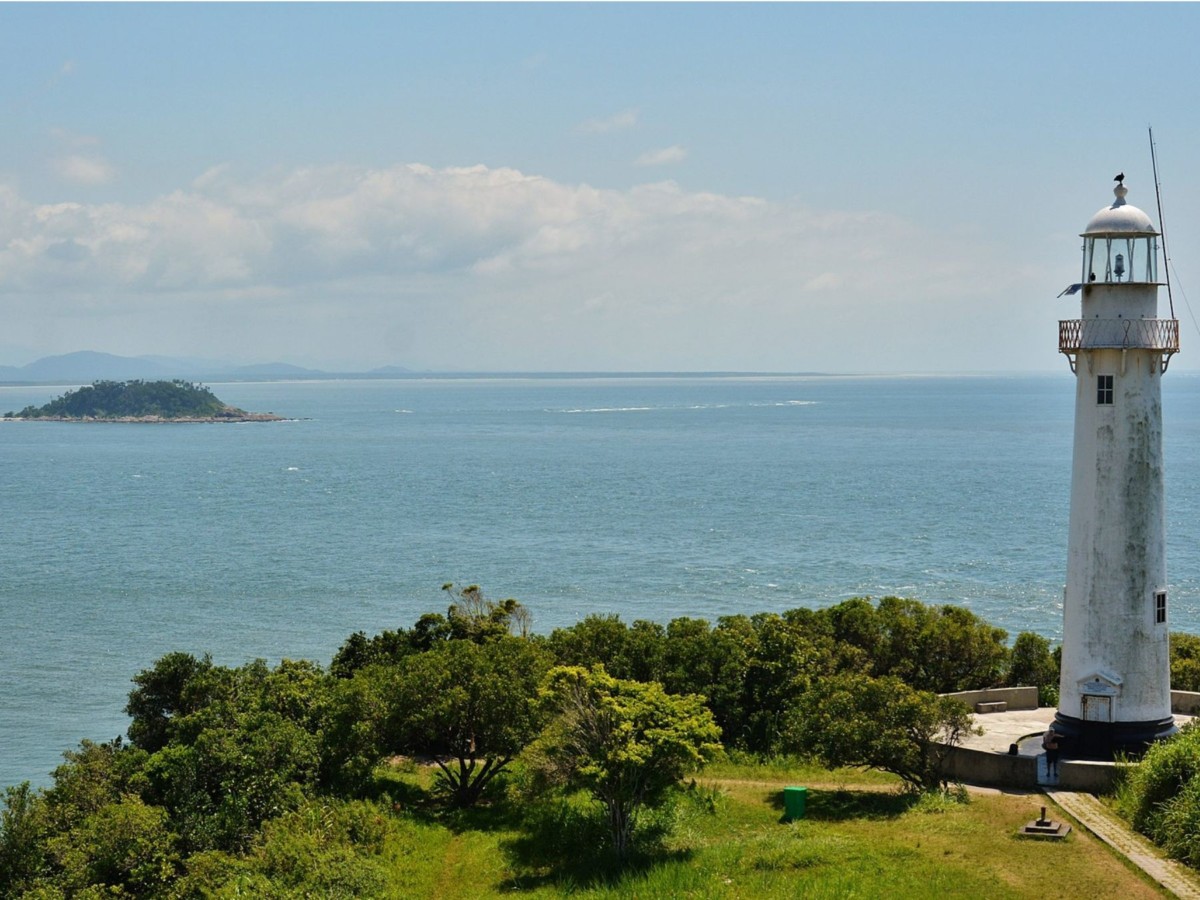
left=5, top=409, right=285, bottom=423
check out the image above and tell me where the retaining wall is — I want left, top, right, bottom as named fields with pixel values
left=1172, top=691, right=1200, bottom=715
left=943, top=686, right=1039, bottom=711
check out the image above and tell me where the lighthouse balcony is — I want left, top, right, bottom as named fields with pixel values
left=1059, top=318, right=1179, bottom=353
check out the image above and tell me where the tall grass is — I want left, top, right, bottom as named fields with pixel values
left=1115, top=722, right=1200, bottom=868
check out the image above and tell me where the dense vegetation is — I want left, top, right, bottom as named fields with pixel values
left=0, top=586, right=1142, bottom=897
left=1116, top=722, right=1200, bottom=868
left=4, top=380, right=258, bottom=420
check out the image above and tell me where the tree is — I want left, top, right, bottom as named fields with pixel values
left=126, top=652, right=216, bottom=753
left=528, top=665, right=722, bottom=861
left=1008, top=631, right=1059, bottom=705
left=389, top=636, right=549, bottom=808
left=789, top=672, right=978, bottom=792
left=0, top=783, right=44, bottom=894
left=44, top=795, right=179, bottom=897
left=131, top=659, right=327, bottom=854
left=441, top=582, right=532, bottom=642
left=1170, top=633, right=1200, bottom=692
left=739, top=612, right=838, bottom=753
left=824, top=597, right=1009, bottom=693
left=319, top=664, right=403, bottom=794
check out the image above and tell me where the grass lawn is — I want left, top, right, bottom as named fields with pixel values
left=360, top=759, right=1168, bottom=898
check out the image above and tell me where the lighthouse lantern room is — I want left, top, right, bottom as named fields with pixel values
left=1055, top=177, right=1180, bottom=758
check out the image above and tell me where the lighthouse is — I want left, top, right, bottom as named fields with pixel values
left=1054, top=177, right=1180, bottom=758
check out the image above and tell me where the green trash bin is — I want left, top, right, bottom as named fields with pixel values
left=783, top=786, right=807, bottom=820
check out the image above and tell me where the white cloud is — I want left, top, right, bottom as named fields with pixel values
left=48, top=128, right=100, bottom=148
left=0, top=161, right=1044, bottom=372
left=803, top=272, right=844, bottom=291
left=576, top=109, right=638, bottom=134
left=54, top=155, right=116, bottom=185
left=634, top=145, right=687, bottom=167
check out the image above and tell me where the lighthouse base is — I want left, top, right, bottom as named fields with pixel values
left=1051, top=713, right=1178, bottom=760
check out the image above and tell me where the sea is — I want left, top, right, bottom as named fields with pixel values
left=4, top=372, right=1200, bottom=790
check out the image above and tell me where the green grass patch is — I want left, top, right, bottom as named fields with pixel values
left=251, top=759, right=1166, bottom=898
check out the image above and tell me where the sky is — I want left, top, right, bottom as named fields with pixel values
left=4, top=2, right=1200, bottom=374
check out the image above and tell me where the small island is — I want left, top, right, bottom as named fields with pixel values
left=3, top=380, right=284, bottom=422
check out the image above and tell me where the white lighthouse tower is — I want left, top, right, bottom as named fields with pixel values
left=1055, top=177, right=1180, bottom=758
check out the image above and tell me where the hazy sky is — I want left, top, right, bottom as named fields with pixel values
left=4, top=2, right=1200, bottom=373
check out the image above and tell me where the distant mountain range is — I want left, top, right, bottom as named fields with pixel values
left=0, top=351, right=413, bottom=384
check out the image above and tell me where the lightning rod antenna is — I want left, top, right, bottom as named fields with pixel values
left=1149, top=126, right=1176, bottom=319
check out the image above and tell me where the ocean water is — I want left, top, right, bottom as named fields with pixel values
left=4, top=372, right=1200, bottom=789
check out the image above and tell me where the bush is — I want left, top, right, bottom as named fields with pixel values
left=1171, top=633, right=1200, bottom=692
left=788, top=673, right=978, bottom=792
left=1116, top=722, right=1200, bottom=867
left=1007, top=632, right=1059, bottom=706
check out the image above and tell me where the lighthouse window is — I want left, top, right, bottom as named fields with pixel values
left=1097, top=375, right=1114, bottom=405
left=1156, top=591, right=1167, bottom=624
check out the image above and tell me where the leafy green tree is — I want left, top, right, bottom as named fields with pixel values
left=528, top=665, right=722, bottom=861
left=330, top=586, right=533, bottom=679
left=319, top=664, right=403, bottom=794
left=824, top=596, right=886, bottom=662
left=44, top=795, right=178, bottom=897
left=330, top=629, right=417, bottom=678
left=126, top=651, right=217, bottom=752
left=546, top=614, right=666, bottom=682
left=130, top=658, right=327, bottom=854
left=173, top=799, right=398, bottom=899
left=1, top=739, right=156, bottom=896
left=0, top=783, right=45, bottom=894
left=821, top=597, right=1009, bottom=693
left=39, top=738, right=150, bottom=835
left=389, top=636, right=550, bottom=808
left=789, top=672, right=978, bottom=792
left=1007, top=631, right=1059, bottom=705
left=739, top=612, right=838, bottom=754
left=441, top=583, right=533, bottom=641
left=1170, top=633, right=1200, bottom=692
left=659, top=616, right=756, bottom=748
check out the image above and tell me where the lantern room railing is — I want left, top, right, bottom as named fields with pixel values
left=1059, top=318, right=1179, bottom=353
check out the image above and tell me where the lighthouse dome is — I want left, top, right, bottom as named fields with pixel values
left=1083, top=183, right=1158, bottom=236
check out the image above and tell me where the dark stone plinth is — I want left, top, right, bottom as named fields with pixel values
left=1019, top=820, right=1072, bottom=840
left=1019, top=806, right=1072, bottom=840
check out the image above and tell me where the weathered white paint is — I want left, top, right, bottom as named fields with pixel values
left=1058, top=184, right=1172, bottom=729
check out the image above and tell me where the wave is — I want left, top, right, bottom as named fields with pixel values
left=557, top=400, right=816, bottom=414
left=560, top=406, right=657, bottom=414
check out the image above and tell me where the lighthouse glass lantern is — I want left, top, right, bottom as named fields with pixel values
left=1055, top=179, right=1180, bottom=759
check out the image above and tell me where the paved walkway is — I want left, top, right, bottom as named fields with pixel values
left=1044, top=789, right=1200, bottom=899
left=957, top=706, right=1056, bottom=753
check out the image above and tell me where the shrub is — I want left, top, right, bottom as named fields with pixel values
left=1117, top=722, right=1200, bottom=868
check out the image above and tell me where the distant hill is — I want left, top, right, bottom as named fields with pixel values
left=13, top=351, right=176, bottom=383
left=227, top=362, right=328, bottom=378
left=0, top=351, right=413, bottom=384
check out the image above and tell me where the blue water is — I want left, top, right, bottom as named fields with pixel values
left=4, top=372, right=1200, bottom=789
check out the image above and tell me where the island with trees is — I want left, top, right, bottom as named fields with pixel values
left=2, top=380, right=283, bottom=422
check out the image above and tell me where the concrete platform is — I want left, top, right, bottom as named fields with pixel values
left=958, top=706, right=1056, bottom=754
left=946, top=706, right=1194, bottom=793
